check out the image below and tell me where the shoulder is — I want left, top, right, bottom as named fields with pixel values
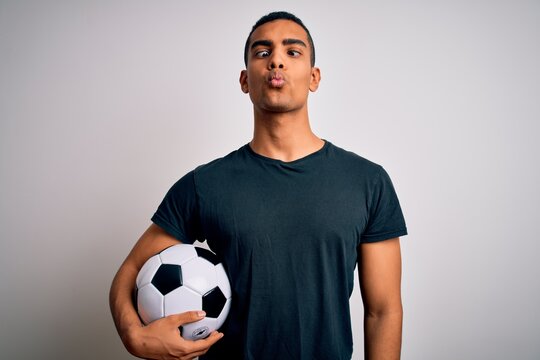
left=192, top=144, right=250, bottom=179
left=325, top=141, right=385, bottom=178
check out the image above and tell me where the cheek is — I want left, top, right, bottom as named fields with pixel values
left=294, top=72, right=314, bottom=91
left=247, top=74, right=264, bottom=92
left=295, top=67, right=314, bottom=84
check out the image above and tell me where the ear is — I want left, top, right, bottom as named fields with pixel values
left=309, top=67, right=321, bottom=92
left=239, top=70, right=249, bottom=93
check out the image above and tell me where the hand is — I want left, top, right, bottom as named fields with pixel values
left=127, top=311, right=224, bottom=360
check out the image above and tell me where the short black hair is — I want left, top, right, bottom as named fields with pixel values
left=243, top=11, right=316, bottom=67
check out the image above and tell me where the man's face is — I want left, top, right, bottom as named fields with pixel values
left=240, top=20, right=320, bottom=114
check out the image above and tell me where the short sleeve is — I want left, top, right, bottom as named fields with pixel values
left=360, top=166, right=407, bottom=243
left=151, top=171, right=203, bottom=244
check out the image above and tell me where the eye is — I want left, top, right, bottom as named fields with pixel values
left=255, top=49, right=270, bottom=58
left=288, top=49, right=301, bottom=57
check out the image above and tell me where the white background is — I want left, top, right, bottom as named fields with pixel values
left=1, top=0, right=539, bottom=359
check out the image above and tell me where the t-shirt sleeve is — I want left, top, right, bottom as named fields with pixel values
left=360, top=166, right=408, bottom=243
left=151, top=170, right=203, bottom=244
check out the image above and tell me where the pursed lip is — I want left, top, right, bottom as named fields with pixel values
left=267, top=72, right=285, bottom=88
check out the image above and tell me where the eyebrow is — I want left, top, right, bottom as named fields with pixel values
left=250, top=40, right=273, bottom=49
left=250, top=38, right=307, bottom=50
left=282, top=38, right=307, bottom=47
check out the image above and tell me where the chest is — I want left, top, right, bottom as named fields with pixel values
left=198, top=170, right=369, bottom=254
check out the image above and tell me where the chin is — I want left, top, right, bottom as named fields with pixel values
left=265, top=105, right=290, bottom=113
left=260, top=100, right=295, bottom=113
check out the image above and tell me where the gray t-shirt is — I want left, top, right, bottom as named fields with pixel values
left=151, top=141, right=407, bottom=360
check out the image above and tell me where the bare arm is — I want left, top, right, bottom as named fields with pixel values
left=358, top=237, right=403, bottom=360
left=109, top=223, right=223, bottom=359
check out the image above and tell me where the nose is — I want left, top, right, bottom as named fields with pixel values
left=270, top=62, right=284, bottom=69
left=268, top=52, right=284, bottom=70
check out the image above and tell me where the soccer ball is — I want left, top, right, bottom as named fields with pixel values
left=135, top=244, right=231, bottom=340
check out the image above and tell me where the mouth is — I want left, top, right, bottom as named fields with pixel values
left=268, top=72, right=285, bottom=88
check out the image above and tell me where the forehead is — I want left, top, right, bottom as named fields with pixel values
left=249, top=19, right=309, bottom=45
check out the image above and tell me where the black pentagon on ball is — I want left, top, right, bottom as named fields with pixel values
left=151, top=264, right=183, bottom=295
left=202, top=286, right=227, bottom=318
left=195, top=247, right=220, bottom=265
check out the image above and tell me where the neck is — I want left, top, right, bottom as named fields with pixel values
left=250, top=107, right=324, bottom=162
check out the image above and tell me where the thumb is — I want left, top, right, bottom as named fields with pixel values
left=169, top=310, right=206, bottom=326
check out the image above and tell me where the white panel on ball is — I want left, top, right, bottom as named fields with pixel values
left=182, top=257, right=218, bottom=295
left=137, top=284, right=164, bottom=324
left=215, top=263, right=232, bottom=298
left=216, top=298, right=231, bottom=326
left=164, top=286, right=202, bottom=316
left=136, top=255, right=162, bottom=288
left=159, top=244, right=198, bottom=265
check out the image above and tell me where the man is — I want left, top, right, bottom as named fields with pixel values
left=110, top=11, right=407, bottom=360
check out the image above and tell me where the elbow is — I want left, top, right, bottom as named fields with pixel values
left=365, top=301, right=403, bottom=319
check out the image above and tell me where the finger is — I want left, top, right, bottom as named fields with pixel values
left=189, top=331, right=224, bottom=352
left=178, top=331, right=223, bottom=357
left=167, top=310, right=206, bottom=326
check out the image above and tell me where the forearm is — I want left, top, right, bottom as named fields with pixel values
left=364, top=307, right=403, bottom=360
left=109, top=261, right=143, bottom=355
